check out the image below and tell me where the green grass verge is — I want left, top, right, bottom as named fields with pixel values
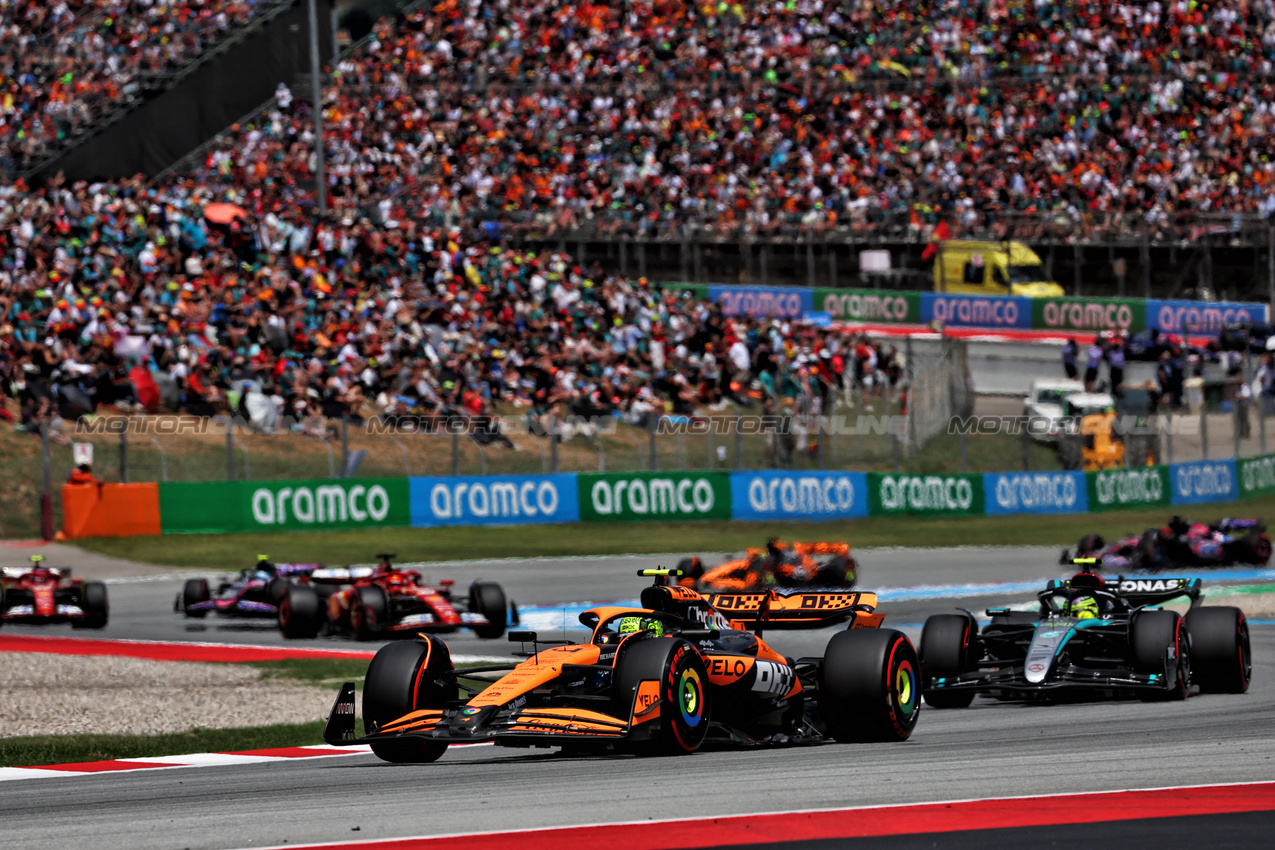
left=0, top=722, right=328, bottom=768
left=76, top=491, right=1275, bottom=569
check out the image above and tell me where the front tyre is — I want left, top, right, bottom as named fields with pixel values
left=181, top=578, right=210, bottom=618
left=1184, top=607, right=1251, bottom=694
left=351, top=585, right=389, bottom=641
left=467, top=581, right=507, bottom=639
left=279, top=585, right=324, bottom=639
left=1131, top=610, right=1188, bottom=701
left=612, top=637, right=710, bottom=755
left=918, top=614, right=977, bottom=708
left=73, top=582, right=109, bottom=630
left=363, top=637, right=453, bottom=763
left=819, top=629, right=920, bottom=742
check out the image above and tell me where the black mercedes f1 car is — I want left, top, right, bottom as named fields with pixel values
left=919, top=567, right=1250, bottom=706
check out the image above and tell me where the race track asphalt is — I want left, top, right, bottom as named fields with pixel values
left=4, top=546, right=1274, bottom=850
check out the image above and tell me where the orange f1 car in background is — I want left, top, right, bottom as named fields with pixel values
left=673, top=539, right=858, bottom=592
left=323, top=567, right=918, bottom=762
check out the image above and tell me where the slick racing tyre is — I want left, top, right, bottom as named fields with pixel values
left=181, top=578, right=210, bottom=618
left=612, top=637, right=710, bottom=755
left=467, top=581, right=507, bottom=639
left=919, top=614, right=977, bottom=708
left=1228, top=531, right=1272, bottom=566
left=363, top=637, right=453, bottom=763
left=819, top=628, right=920, bottom=742
left=676, top=556, right=705, bottom=585
left=267, top=577, right=290, bottom=605
left=351, top=585, right=389, bottom=641
left=73, top=581, right=109, bottom=630
left=278, top=585, right=324, bottom=639
left=1184, top=607, right=1251, bottom=694
left=1076, top=534, right=1105, bottom=556
left=1131, top=610, right=1189, bottom=701
left=1136, top=530, right=1165, bottom=570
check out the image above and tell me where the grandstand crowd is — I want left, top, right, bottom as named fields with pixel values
left=3, top=0, right=1275, bottom=439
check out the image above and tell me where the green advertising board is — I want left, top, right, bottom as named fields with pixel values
left=1086, top=466, right=1171, bottom=513
left=242, top=478, right=411, bottom=531
left=159, top=482, right=245, bottom=534
left=866, top=473, right=984, bottom=516
left=1030, top=297, right=1146, bottom=334
left=814, top=288, right=922, bottom=324
left=1238, top=454, right=1275, bottom=499
left=577, top=471, right=731, bottom=522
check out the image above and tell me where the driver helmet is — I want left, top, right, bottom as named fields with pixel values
left=1068, top=595, right=1100, bottom=620
left=617, top=615, right=665, bottom=637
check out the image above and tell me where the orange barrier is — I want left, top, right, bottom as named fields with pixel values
left=61, top=483, right=161, bottom=539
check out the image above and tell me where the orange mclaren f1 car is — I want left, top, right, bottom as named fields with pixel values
left=673, top=539, right=858, bottom=592
left=322, top=567, right=919, bottom=762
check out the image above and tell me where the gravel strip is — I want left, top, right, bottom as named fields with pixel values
left=1, top=654, right=334, bottom=738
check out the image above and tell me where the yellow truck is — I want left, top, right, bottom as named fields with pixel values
left=932, top=240, right=1065, bottom=297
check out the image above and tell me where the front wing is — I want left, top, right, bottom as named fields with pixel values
left=322, top=683, right=646, bottom=747
left=928, top=662, right=1176, bottom=695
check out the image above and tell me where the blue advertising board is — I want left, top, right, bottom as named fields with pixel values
left=707, top=285, right=812, bottom=319
left=1170, top=460, right=1239, bottom=506
left=983, top=471, right=1088, bottom=516
left=1146, top=300, right=1269, bottom=336
left=921, top=293, right=1033, bottom=329
left=409, top=474, right=580, bottom=527
left=730, top=471, right=869, bottom=522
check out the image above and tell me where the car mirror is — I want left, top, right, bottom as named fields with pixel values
left=509, top=630, right=536, bottom=643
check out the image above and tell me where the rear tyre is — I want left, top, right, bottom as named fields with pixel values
left=676, top=557, right=704, bottom=584
left=1135, top=530, right=1164, bottom=570
left=467, top=581, right=507, bottom=639
left=1077, top=534, right=1105, bottom=555
left=1131, top=610, right=1188, bottom=701
left=1231, top=531, right=1272, bottom=565
left=74, top=582, right=109, bottom=630
left=351, top=585, right=389, bottom=641
left=182, top=578, right=210, bottom=618
left=278, top=585, right=324, bottom=639
left=815, top=555, right=852, bottom=588
left=1185, top=607, right=1251, bottom=694
left=919, top=614, right=977, bottom=708
left=267, top=577, right=290, bottom=605
left=819, top=629, right=920, bottom=742
left=611, top=637, right=710, bottom=755
left=363, top=637, right=453, bottom=763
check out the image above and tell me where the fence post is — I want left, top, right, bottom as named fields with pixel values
left=1235, top=401, right=1242, bottom=459
left=905, top=336, right=915, bottom=456
left=1142, top=222, right=1153, bottom=299
left=828, top=247, right=837, bottom=287
left=451, top=428, right=460, bottom=476
left=226, top=418, right=234, bottom=480
left=41, top=423, right=53, bottom=541
left=960, top=427, right=968, bottom=473
left=735, top=415, right=743, bottom=470
left=1021, top=428, right=1030, bottom=471
left=341, top=417, right=350, bottom=476
left=1166, top=413, right=1174, bottom=464
left=648, top=415, right=658, bottom=471
left=817, top=415, right=827, bottom=470
left=550, top=415, right=559, bottom=474
left=1201, top=407, right=1209, bottom=460
left=119, top=427, right=128, bottom=483
left=706, top=425, right=714, bottom=470
left=1262, top=401, right=1267, bottom=455
left=1073, top=243, right=1083, bottom=297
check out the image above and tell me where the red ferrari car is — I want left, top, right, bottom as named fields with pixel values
left=277, top=553, right=516, bottom=641
left=1, top=555, right=108, bottom=629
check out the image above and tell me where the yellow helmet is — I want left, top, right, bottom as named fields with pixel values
left=1070, top=595, right=1100, bottom=620
left=617, top=616, right=665, bottom=637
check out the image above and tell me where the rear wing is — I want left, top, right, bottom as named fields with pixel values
left=308, top=566, right=375, bottom=584
left=1045, top=576, right=1202, bottom=608
left=1, top=567, right=68, bottom=580
left=704, top=590, right=882, bottom=630
left=276, top=563, right=322, bottom=578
